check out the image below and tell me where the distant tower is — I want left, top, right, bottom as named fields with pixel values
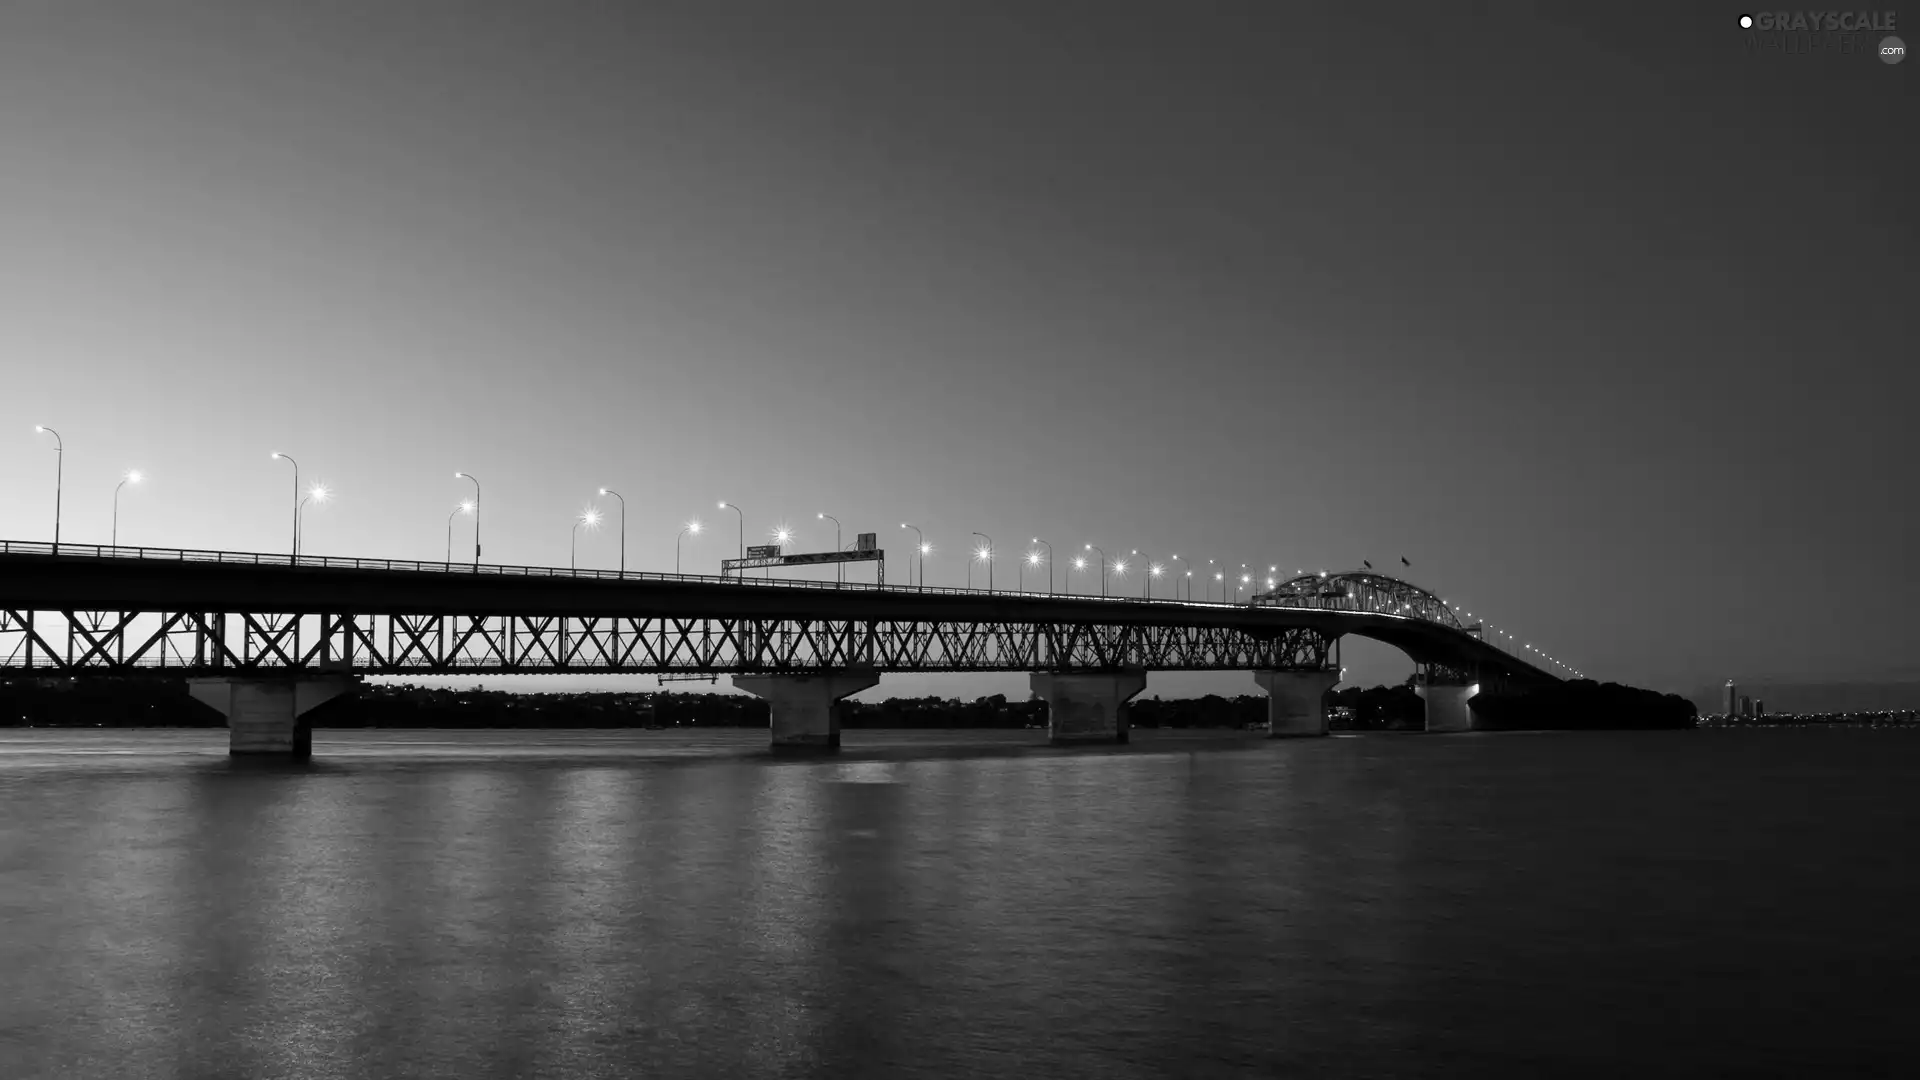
left=1723, top=679, right=1737, bottom=717
left=1739, top=695, right=1753, bottom=718
left=1755, top=699, right=1766, bottom=718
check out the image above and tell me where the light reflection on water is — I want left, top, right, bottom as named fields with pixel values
left=3, top=727, right=1920, bottom=1077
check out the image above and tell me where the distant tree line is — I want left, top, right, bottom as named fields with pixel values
left=1471, top=679, right=1697, bottom=731
left=0, top=674, right=1696, bottom=730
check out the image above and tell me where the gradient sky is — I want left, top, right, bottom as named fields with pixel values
left=2, top=2, right=1914, bottom=701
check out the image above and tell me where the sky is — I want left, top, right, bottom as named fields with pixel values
left=1, top=1, right=1914, bottom=702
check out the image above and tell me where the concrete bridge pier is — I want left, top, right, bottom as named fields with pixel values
left=1416, top=682, right=1481, bottom=733
left=733, top=669, right=880, bottom=752
left=187, top=676, right=357, bottom=759
left=1254, top=669, right=1340, bottom=737
left=1030, top=670, right=1146, bottom=745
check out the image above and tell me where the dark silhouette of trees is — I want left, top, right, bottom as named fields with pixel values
left=0, top=675, right=1697, bottom=731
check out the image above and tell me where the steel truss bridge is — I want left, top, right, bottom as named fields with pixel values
left=0, top=542, right=1559, bottom=687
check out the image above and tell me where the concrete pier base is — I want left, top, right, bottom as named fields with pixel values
left=1417, top=683, right=1480, bottom=733
left=187, top=677, right=356, bottom=759
left=1030, top=671, right=1146, bottom=745
left=1255, top=670, right=1340, bottom=737
left=733, top=669, right=881, bottom=752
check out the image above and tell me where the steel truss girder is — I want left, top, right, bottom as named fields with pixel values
left=0, top=610, right=1338, bottom=675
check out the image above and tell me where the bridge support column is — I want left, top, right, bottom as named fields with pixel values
left=733, top=669, right=880, bottom=752
left=1030, top=670, right=1146, bottom=745
left=1254, top=670, right=1340, bottom=737
left=187, top=676, right=356, bottom=759
left=1416, top=682, right=1481, bottom=733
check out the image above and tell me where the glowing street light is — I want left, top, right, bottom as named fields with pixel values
left=597, top=488, right=626, bottom=574
left=677, top=520, right=702, bottom=575
left=971, top=531, right=994, bottom=592
left=1169, top=554, right=1184, bottom=598
left=111, top=470, right=143, bottom=549
left=446, top=501, right=473, bottom=565
left=899, top=523, right=925, bottom=590
left=1071, top=554, right=1089, bottom=594
left=818, top=512, right=842, bottom=583
left=454, top=472, right=481, bottom=565
left=1130, top=549, right=1156, bottom=599
left=1031, top=537, right=1053, bottom=594
left=573, top=507, right=602, bottom=570
left=271, top=453, right=299, bottom=562
left=34, top=426, right=63, bottom=552
left=297, top=484, right=331, bottom=556
left=718, top=501, right=744, bottom=563
left=1085, top=544, right=1109, bottom=597
left=1184, top=569, right=1193, bottom=601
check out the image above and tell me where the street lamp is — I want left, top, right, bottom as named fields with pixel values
left=818, top=513, right=842, bottom=582
left=112, top=470, right=142, bottom=549
left=297, top=484, right=330, bottom=557
left=454, top=472, right=481, bottom=565
left=718, top=501, right=743, bottom=568
left=1168, top=554, right=1183, bottom=598
left=1021, top=549, right=1041, bottom=592
left=1131, top=550, right=1156, bottom=599
left=271, top=453, right=299, bottom=562
left=597, top=488, right=626, bottom=574
left=1184, top=569, right=1193, bottom=601
left=1085, top=544, right=1108, bottom=597
left=573, top=507, right=601, bottom=570
left=1237, top=572, right=1252, bottom=602
left=900, top=523, right=925, bottom=589
left=446, top=502, right=473, bottom=565
left=677, top=520, right=702, bottom=575
left=1031, top=537, right=1053, bottom=594
left=972, top=532, right=993, bottom=592
left=34, top=426, right=63, bottom=552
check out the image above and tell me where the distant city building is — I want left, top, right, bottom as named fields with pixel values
left=1724, top=679, right=1737, bottom=717
left=1755, top=699, right=1765, bottom=717
left=1739, top=695, right=1753, bottom=717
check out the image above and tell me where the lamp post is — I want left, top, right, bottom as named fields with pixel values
left=818, top=513, right=842, bottom=582
left=297, top=485, right=329, bottom=557
left=454, top=472, right=481, bottom=565
left=1031, top=537, right=1053, bottom=594
left=718, top=502, right=743, bottom=572
left=573, top=508, right=601, bottom=570
left=33, top=426, right=63, bottom=552
left=111, top=470, right=143, bottom=549
left=900, top=523, right=924, bottom=589
left=677, top=520, right=702, bottom=575
left=1085, top=544, right=1108, bottom=597
left=1131, top=550, right=1156, bottom=599
left=1184, top=569, right=1193, bottom=601
left=597, top=488, right=626, bottom=574
left=446, top=502, right=473, bottom=565
left=972, top=532, right=993, bottom=592
left=271, top=453, right=299, bottom=562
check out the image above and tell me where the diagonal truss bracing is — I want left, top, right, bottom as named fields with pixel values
left=0, top=610, right=1337, bottom=676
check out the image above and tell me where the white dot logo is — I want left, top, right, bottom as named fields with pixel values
left=1739, top=14, right=1753, bottom=29
left=1882, top=36, right=1907, bottom=64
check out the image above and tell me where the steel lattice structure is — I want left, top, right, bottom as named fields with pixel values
left=1252, top=571, right=1464, bottom=630
left=0, top=609, right=1336, bottom=676
left=0, top=544, right=1561, bottom=685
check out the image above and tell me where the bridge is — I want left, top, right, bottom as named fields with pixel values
left=0, top=540, right=1560, bottom=757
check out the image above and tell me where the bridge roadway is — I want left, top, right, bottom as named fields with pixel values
left=0, top=541, right=1559, bottom=757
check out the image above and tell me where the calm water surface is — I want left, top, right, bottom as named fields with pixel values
left=3, top=727, right=1917, bottom=1078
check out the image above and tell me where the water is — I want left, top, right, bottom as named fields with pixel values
left=3, top=727, right=1917, bottom=1078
